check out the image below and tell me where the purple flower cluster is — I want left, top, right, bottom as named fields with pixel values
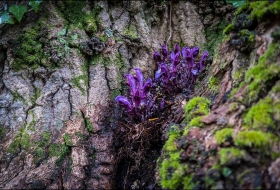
left=115, top=68, right=161, bottom=121
left=115, top=44, right=208, bottom=121
left=154, top=44, right=208, bottom=93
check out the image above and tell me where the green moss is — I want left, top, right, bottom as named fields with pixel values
left=0, top=126, right=5, bottom=141
left=64, top=133, right=72, bottom=146
left=11, top=25, right=47, bottom=71
left=11, top=91, right=28, bottom=105
left=30, top=87, right=41, bottom=105
left=218, top=148, right=244, bottom=165
left=27, top=110, right=37, bottom=131
left=245, top=42, right=280, bottom=102
left=159, top=125, right=195, bottom=189
left=7, top=127, right=30, bottom=155
left=189, top=116, right=205, bottom=128
left=122, top=24, right=138, bottom=39
left=223, top=23, right=234, bottom=35
left=269, top=1, right=280, bottom=14
left=235, top=130, right=277, bottom=149
left=234, top=2, right=249, bottom=16
left=163, top=125, right=180, bottom=152
left=49, top=143, right=71, bottom=167
left=71, top=74, right=88, bottom=95
left=215, top=128, right=233, bottom=144
left=208, top=76, right=219, bottom=93
left=244, top=97, right=274, bottom=130
left=184, top=97, right=210, bottom=125
left=85, top=118, right=94, bottom=133
left=33, top=132, right=50, bottom=162
left=248, top=1, right=269, bottom=20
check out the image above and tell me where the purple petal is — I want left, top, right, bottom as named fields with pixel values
left=153, top=52, right=162, bottom=62
left=132, top=91, right=141, bottom=108
left=182, top=47, right=187, bottom=59
left=192, top=47, right=200, bottom=57
left=143, top=78, right=153, bottom=97
left=170, top=51, right=175, bottom=61
left=199, top=51, right=209, bottom=72
left=161, top=44, right=168, bottom=59
left=155, top=68, right=162, bottom=81
left=125, top=74, right=136, bottom=96
left=191, top=68, right=198, bottom=75
left=174, top=43, right=180, bottom=54
left=134, top=68, right=144, bottom=89
left=115, top=95, right=133, bottom=112
left=160, top=63, right=170, bottom=83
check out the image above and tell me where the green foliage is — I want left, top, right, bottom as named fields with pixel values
left=218, top=148, right=244, bottom=165
left=235, top=130, right=277, bottom=149
left=29, top=0, right=43, bottom=13
left=7, top=127, right=30, bottom=155
left=0, top=11, right=15, bottom=24
left=9, top=5, right=27, bottom=23
left=215, top=128, right=233, bottom=144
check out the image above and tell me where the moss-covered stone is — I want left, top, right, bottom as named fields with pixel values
left=184, top=97, right=210, bottom=128
left=234, top=130, right=277, bottom=150
left=244, top=97, right=274, bottom=130
left=245, top=42, right=280, bottom=102
left=215, top=128, right=233, bottom=145
left=218, top=148, right=245, bottom=165
left=159, top=125, right=196, bottom=189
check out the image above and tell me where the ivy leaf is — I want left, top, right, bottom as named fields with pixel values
left=29, top=0, right=43, bottom=13
left=9, top=5, right=27, bottom=23
left=0, top=11, right=15, bottom=24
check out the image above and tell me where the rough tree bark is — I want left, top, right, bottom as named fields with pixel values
left=2, top=1, right=278, bottom=190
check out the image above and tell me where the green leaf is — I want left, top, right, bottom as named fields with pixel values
left=9, top=5, right=27, bottom=23
left=29, top=1, right=43, bottom=13
left=0, top=11, right=14, bottom=24
left=226, top=0, right=247, bottom=8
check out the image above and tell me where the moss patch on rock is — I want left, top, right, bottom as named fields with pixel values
left=7, top=127, right=31, bottom=155
left=215, top=128, right=233, bottom=145
left=184, top=97, right=210, bottom=128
